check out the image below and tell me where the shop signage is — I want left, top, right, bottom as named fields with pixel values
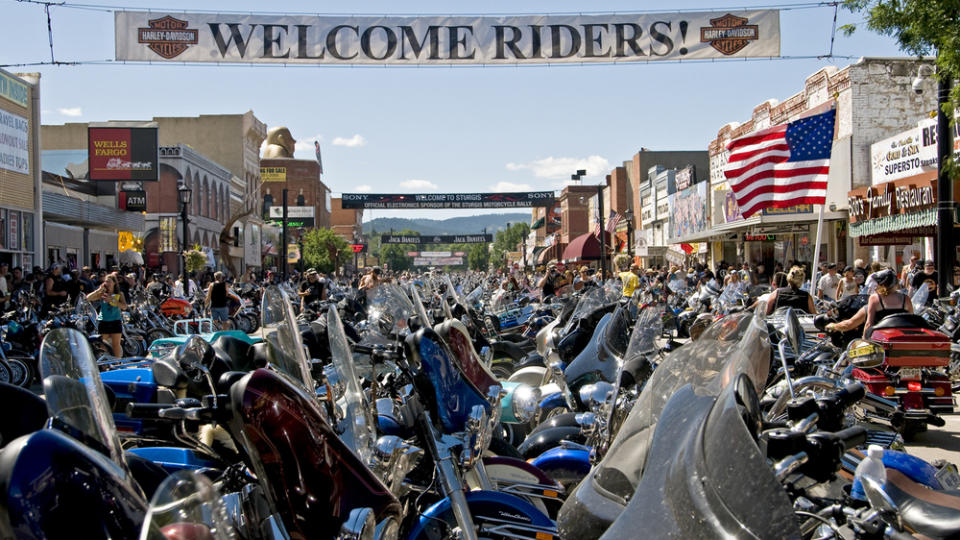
left=8, top=210, right=18, bottom=250
left=287, top=243, right=300, bottom=263
left=675, top=166, right=693, bottom=192
left=244, top=223, right=261, bottom=267
left=414, top=256, right=463, bottom=266
left=856, top=228, right=935, bottom=246
left=118, top=231, right=134, bottom=251
left=115, top=10, right=781, bottom=65
left=349, top=243, right=367, bottom=253
left=847, top=177, right=937, bottom=223
left=0, top=71, right=29, bottom=108
left=88, top=125, right=159, bottom=181
left=268, top=206, right=314, bottom=219
left=419, top=251, right=452, bottom=257
left=668, top=181, right=708, bottom=240
left=381, top=234, right=492, bottom=244
left=261, top=167, right=286, bottom=182
left=762, top=204, right=812, bottom=215
left=159, top=216, right=178, bottom=252
left=0, top=109, right=29, bottom=175
left=344, top=192, right=554, bottom=209
left=723, top=190, right=743, bottom=223
left=745, top=234, right=775, bottom=241
left=122, top=190, right=147, bottom=211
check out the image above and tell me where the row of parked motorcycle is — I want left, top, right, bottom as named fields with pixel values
left=0, top=272, right=958, bottom=539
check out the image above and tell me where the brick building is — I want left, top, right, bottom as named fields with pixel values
left=258, top=158, right=331, bottom=233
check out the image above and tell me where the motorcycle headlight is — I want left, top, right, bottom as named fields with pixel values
left=511, top=384, right=540, bottom=423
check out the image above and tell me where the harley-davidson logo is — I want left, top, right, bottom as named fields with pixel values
left=137, top=16, right=198, bottom=59
left=700, top=14, right=759, bottom=56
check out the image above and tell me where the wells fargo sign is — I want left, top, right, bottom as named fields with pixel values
left=87, top=125, right=158, bottom=181
left=847, top=176, right=936, bottom=224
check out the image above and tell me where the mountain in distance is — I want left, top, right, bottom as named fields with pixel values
left=363, top=213, right=530, bottom=236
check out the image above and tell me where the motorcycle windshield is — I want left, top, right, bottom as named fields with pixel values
left=912, top=283, right=929, bottom=307
left=563, top=287, right=610, bottom=335
left=367, top=284, right=415, bottom=337
left=261, top=285, right=315, bottom=393
left=139, top=471, right=233, bottom=540
left=407, top=282, right=432, bottom=327
left=443, top=276, right=462, bottom=305
left=327, top=305, right=375, bottom=464
left=464, top=286, right=483, bottom=308
left=624, top=306, right=662, bottom=360
left=592, top=311, right=770, bottom=501
left=77, top=295, right=99, bottom=333
left=40, top=327, right=124, bottom=466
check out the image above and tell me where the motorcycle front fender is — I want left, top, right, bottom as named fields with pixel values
left=529, top=446, right=592, bottom=489
left=538, top=391, right=568, bottom=415
left=406, top=490, right=555, bottom=540
left=519, top=425, right=584, bottom=460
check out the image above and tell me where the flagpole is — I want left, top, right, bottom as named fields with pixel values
left=810, top=202, right=825, bottom=298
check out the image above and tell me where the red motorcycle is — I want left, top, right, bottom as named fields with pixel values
left=846, top=313, right=953, bottom=437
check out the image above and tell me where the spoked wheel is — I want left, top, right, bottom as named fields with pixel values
left=233, top=314, right=253, bottom=334
left=0, top=360, right=12, bottom=384
left=245, top=313, right=260, bottom=332
left=5, top=357, right=31, bottom=387
left=123, top=335, right=146, bottom=357
left=91, top=339, right=113, bottom=359
left=490, top=359, right=515, bottom=380
left=144, top=328, right=173, bottom=346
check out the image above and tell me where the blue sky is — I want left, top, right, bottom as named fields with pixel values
left=2, top=1, right=906, bottom=220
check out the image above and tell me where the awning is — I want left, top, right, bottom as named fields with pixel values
left=538, top=244, right=559, bottom=264
left=562, top=231, right=612, bottom=262
left=849, top=208, right=937, bottom=238
left=530, top=216, right=546, bottom=230
left=531, top=246, right=546, bottom=260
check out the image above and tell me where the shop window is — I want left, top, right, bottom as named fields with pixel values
left=0, top=209, right=6, bottom=250
left=263, top=193, right=273, bottom=218
left=297, top=194, right=305, bottom=206
left=48, top=247, right=62, bottom=267
left=22, top=212, right=33, bottom=251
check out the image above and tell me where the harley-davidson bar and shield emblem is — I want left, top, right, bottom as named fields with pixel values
left=137, top=16, right=198, bottom=59
left=700, top=14, right=759, bottom=56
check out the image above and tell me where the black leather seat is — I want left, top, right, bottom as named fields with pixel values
left=210, top=335, right=255, bottom=372
left=885, top=469, right=960, bottom=539
left=871, top=313, right=931, bottom=331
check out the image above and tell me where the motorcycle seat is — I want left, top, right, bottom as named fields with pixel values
left=870, top=314, right=931, bottom=332
left=210, top=335, right=256, bottom=372
left=884, top=468, right=960, bottom=539
left=0, top=382, right=48, bottom=446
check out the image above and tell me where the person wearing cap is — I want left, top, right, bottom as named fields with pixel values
left=837, top=265, right=859, bottom=300
left=817, top=263, right=840, bottom=302
left=298, top=268, right=326, bottom=311
left=901, top=253, right=921, bottom=290
left=827, top=268, right=912, bottom=337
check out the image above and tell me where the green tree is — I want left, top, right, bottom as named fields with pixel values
left=301, top=227, right=350, bottom=274
left=489, top=223, right=530, bottom=269
left=468, top=243, right=490, bottom=270
left=375, top=229, right=419, bottom=271
left=842, top=1, right=960, bottom=112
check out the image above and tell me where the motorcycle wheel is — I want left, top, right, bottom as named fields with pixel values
left=233, top=315, right=253, bottom=334
left=144, top=328, right=172, bottom=346
left=123, top=335, right=145, bottom=357
left=5, top=357, right=32, bottom=388
left=245, top=313, right=260, bottom=333
left=0, top=361, right=10, bottom=384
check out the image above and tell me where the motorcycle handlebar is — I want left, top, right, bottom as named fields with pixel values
left=126, top=403, right=168, bottom=419
left=832, top=425, right=868, bottom=451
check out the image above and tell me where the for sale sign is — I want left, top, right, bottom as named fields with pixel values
left=88, top=124, right=159, bottom=181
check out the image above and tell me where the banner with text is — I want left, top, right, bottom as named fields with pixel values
left=414, top=256, right=463, bottom=266
left=115, top=10, right=780, bottom=65
left=344, top=192, right=554, bottom=209
left=381, top=234, right=492, bottom=244
left=0, top=109, right=29, bottom=175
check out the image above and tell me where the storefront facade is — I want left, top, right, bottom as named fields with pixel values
left=0, top=69, right=42, bottom=269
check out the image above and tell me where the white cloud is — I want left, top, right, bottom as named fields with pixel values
left=294, top=133, right=323, bottom=152
left=57, top=107, right=83, bottom=117
left=355, top=184, right=372, bottom=192
left=399, top=179, right=438, bottom=190
left=491, top=181, right=531, bottom=192
left=332, top=134, right=366, bottom=147
left=506, top=155, right=611, bottom=181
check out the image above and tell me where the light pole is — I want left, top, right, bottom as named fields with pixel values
left=624, top=209, right=634, bottom=260
left=933, top=68, right=956, bottom=295
left=178, top=183, right=192, bottom=275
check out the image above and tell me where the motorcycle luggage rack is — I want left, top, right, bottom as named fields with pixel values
left=96, top=357, right=153, bottom=371
left=173, top=318, right=215, bottom=336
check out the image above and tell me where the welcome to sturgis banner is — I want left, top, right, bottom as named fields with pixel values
left=115, top=10, right=780, bottom=65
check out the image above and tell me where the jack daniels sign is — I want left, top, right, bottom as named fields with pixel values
left=381, top=234, right=492, bottom=245
left=342, top=191, right=554, bottom=209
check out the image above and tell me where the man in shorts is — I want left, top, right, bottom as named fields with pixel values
left=206, top=271, right=240, bottom=330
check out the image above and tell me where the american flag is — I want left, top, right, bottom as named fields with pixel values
left=723, top=109, right=835, bottom=218
left=593, top=210, right=602, bottom=237
left=605, top=211, right=622, bottom=234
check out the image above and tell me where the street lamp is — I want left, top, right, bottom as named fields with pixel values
left=623, top=209, right=634, bottom=259
left=178, top=183, right=192, bottom=275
